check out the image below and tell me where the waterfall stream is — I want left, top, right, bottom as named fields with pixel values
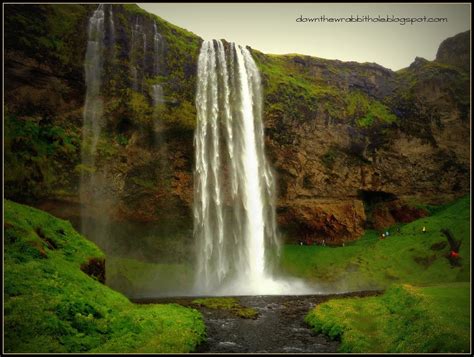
left=80, top=5, right=117, bottom=252
left=131, top=17, right=147, bottom=92
left=194, top=40, right=310, bottom=295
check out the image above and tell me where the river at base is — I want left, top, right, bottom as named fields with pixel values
left=133, top=291, right=381, bottom=353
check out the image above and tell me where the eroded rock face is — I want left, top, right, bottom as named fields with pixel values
left=278, top=199, right=366, bottom=245
left=80, top=257, right=106, bottom=284
left=370, top=200, right=429, bottom=231
left=4, top=4, right=470, bottom=247
left=259, top=31, right=469, bottom=241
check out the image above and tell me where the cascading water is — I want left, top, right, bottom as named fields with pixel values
left=80, top=5, right=108, bottom=247
left=131, top=17, right=147, bottom=92
left=151, top=22, right=164, bottom=107
left=194, top=40, right=310, bottom=295
left=151, top=84, right=164, bottom=106
left=82, top=5, right=104, bottom=159
left=153, top=23, right=163, bottom=76
left=108, top=5, right=115, bottom=60
left=80, top=5, right=116, bottom=252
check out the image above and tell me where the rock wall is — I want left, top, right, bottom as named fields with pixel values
left=4, top=4, right=470, bottom=251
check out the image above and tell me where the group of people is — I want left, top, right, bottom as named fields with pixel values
left=379, top=226, right=427, bottom=240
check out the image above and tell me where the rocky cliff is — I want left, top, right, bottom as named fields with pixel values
left=4, top=4, right=470, bottom=256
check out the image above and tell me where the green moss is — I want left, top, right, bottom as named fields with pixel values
left=192, top=297, right=259, bottom=319
left=128, top=91, right=153, bottom=124
left=115, top=134, right=129, bottom=146
left=306, top=283, right=470, bottom=353
left=4, top=4, right=87, bottom=74
left=321, top=146, right=340, bottom=169
left=346, top=91, right=397, bottom=128
left=4, top=200, right=205, bottom=353
left=4, top=111, right=81, bottom=201
left=161, top=101, right=196, bottom=130
left=255, top=52, right=398, bottom=130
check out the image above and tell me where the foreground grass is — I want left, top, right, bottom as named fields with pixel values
left=305, top=283, right=470, bottom=353
left=4, top=200, right=205, bottom=353
left=299, top=195, right=470, bottom=353
left=192, top=297, right=258, bottom=319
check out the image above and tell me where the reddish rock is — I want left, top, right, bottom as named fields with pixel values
left=277, top=199, right=366, bottom=245
left=371, top=200, right=429, bottom=230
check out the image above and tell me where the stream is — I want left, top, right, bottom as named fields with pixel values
left=133, top=291, right=381, bottom=353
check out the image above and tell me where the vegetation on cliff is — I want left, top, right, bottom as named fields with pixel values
left=391, top=58, right=470, bottom=144
left=253, top=51, right=398, bottom=130
left=4, top=4, right=201, bottom=206
left=4, top=200, right=205, bottom=353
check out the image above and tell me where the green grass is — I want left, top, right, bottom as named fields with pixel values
left=192, top=297, right=259, bottom=319
left=281, top=195, right=470, bottom=290
left=300, top=195, right=470, bottom=353
left=305, top=283, right=470, bottom=353
left=4, top=199, right=205, bottom=353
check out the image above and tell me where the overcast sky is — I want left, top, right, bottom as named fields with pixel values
left=138, top=3, right=470, bottom=71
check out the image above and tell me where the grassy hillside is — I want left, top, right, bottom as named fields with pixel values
left=306, top=283, right=470, bottom=353
left=296, top=195, right=471, bottom=353
left=281, top=195, right=470, bottom=290
left=4, top=200, right=205, bottom=353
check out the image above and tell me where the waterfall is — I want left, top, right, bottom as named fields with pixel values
left=194, top=40, right=300, bottom=295
left=150, top=23, right=164, bottom=107
left=131, top=17, right=146, bottom=92
left=151, top=84, right=164, bottom=106
left=80, top=5, right=114, bottom=252
left=82, top=5, right=105, bottom=158
left=153, top=23, right=163, bottom=76
left=108, top=5, right=115, bottom=60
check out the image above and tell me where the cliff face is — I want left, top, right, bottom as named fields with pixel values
left=253, top=47, right=470, bottom=243
left=436, top=30, right=470, bottom=73
left=4, top=4, right=470, bottom=252
left=5, top=4, right=199, bottom=236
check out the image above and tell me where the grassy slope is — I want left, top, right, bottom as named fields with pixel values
left=4, top=200, right=205, bottom=353
left=297, top=195, right=470, bottom=352
left=281, top=195, right=470, bottom=290
left=305, top=283, right=470, bottom=353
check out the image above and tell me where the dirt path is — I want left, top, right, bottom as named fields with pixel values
left=133, top=291, right=381, bottom=353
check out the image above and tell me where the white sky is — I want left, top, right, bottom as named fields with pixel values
left=138, top=2, right=471, bottom=70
